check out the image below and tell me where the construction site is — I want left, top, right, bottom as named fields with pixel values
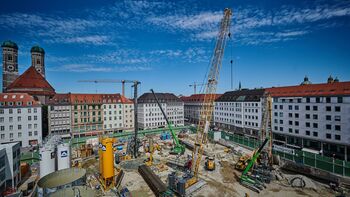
left=6, top=6, right=349, bottom=197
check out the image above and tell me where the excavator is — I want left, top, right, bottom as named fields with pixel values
left=150, top=89, right=185, bottom=155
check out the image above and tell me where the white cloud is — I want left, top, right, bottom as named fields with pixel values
left=49, top=64, right=152, bottom=73
left=47, top=35, right=110, bottom=45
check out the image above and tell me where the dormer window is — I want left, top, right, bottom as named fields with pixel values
left=27, top=101, right=32, bottom=106
left=8, top=102, right=13, bottom=106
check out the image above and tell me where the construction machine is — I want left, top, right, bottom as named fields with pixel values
left=235, top=154, right=251, bottom=171
left=240, top=138, right=269, bottom=193
left=205, top=156, right=215, bottom=171
left=167, top=8, right=232, bottom=196
left=150, top=89, right=185, bottom=155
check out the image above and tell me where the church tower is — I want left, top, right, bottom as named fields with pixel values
left=2, top=40, right=19, bottom=92
left=31, top=45, right=45, bottom=78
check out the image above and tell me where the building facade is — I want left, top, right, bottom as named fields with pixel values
left=214, top=89, right=264, bottom=138
left=0, top=93, right=42, bottom=147
left=0, top=142, right=21, bottom=194
left=48, top=94, right=71, bottom=138
left=267, top=79, right=350, bottom=160
left=181, top=94, right=221, bottom=125
left=47, top=93, right=134, bottom=138
left=138, top=92, right=184, bottom=130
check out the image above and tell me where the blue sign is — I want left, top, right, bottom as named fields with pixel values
left=61, top=150, right=68, bottom=158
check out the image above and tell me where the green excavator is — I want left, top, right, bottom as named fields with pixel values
left=150, top=89, right=185, bottom=155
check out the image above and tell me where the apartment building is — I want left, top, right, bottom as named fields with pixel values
left=138, top=92, right=184, bottom=130
left=181, top=94, right=221, bottom=124
left=47, top=94, right=71, bottom=138
left=0, top=93, right=42, bottom=147
left=267, top=79, right=350, bottom=160
left=214, top=89, right=264, bottom=138
left=0, top=142, right=21, bottom=194
left=48, top=93, right=134, bottom=138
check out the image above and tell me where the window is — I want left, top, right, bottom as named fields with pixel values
left=313, top=123, right=318, bottom=128
left=335, top=125, right=341, bottom=131
left=295, top=105, right=299, bottom=110
left=288, top=113, right=293, bottom=118
left=10, top=133, right=13, bottom=138
left=313, top=106, right=318, bottom=111
left=295, top=121, right=299, bottom=126
left=34, top=116, right=37, bottom=120
left=28, top=116, right=32, bottom=121
left=17, top=116, right=21, bottom=121
left=9, top=125, right=13, bottom=130
left=279, top=120, right=283, bottom=124
left=274, top=105, right=277, bottom=109
left=295, top=129, right=299, bottom=134
left=306, top=98, right=310, bottom=103
left=295, top=113, right=299, bottom=118
left=335, top=106, right=341, bottom=112
left=306, top=114, right=310, bottom=119
left=297, top=99, right=301, bottom=103
left=306, top=122, right=310, bottom=127
left=18, top=125, right=22, bottom=130
left=337, top=97, right=343, bottom=103
left=0, top=134, right=4, bottom=139
left=34, top=124, right=37, bottom=129
left=326, top=133, right=331, bottom=139
left=29, top=132, right=32, bottom=136
left=288, top=105, right=292, bottom=110
left=289, top=128, right=293, bottom=133
left=0, top=126, right=4, bottom=131
left=34, top=131, right=38, bottom=136
left=279, top=112, right=283, bottom=117
left=326, top=97, right=331, bottom=103
left=313, top=132, right=318, bottom=137
left=279, top=105, right=283, bottom=110
left=17, top=109, right=21, bottom=114
left=335, top=135, right=341, bottom=140
left=289, top=121, right=293, bottom=125
left=334, top=116, right=341, bottom=121
left=316, top=97, right=320, bottom=103
left=28, top=124, right=32, bottom=129
left=0, top=117, right=3, bottom=122
left=326, top=115, right=331, bottom=121
left=28, top=108, right=31, bottom=113
left=306, top=106, right=310, bottom=110
left=326, top=106, right=331, bottom=111
left=9, top=117, right=13, bottom=122
left=9, top=109, right=13, bottom=114
left=279, top=127, right=283, bottom=131
left=34, top=108, right=37, bottom=113
left=306, top=130, right=310, bottom=136
left=326, top=124, right=331, bottom=130
left=0, top=109, right=3, bottom=114
left=18, top=132, right=22, bottom=138
left=313, top=114, right=318, bottom=120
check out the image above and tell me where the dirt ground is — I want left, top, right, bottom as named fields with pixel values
left=78, top=134, right=338, bottom=197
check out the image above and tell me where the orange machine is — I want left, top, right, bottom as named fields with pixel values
left=99, top=137, right=116, bottom=190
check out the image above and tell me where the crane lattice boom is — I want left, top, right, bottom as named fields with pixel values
left=191, top=8, right=232, bottom=178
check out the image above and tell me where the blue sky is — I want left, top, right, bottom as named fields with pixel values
left=0, top=0, right=349, bottom=97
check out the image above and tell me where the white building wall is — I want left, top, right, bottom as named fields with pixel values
left=272, top=96, right=350, bottom=146
left=0, top=106, right=42, bottom=147
left=103, top=103, right=124, bottom=131
left=48, top=105, right=71, bottom=137
left=123, top=103, right=134, bottom=130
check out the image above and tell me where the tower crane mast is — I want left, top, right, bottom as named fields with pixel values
left=188, top=8, right=232, bottom=187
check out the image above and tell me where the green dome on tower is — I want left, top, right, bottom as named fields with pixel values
left=30, top=45, right=45, bottom=54
left=1, top=40, right=18, bottom=49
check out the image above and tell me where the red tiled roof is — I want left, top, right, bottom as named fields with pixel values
left=181, top=94, right=222, bottom=102
left=6, top=66, right=55, bottom=95
left=121, top=95, right=133, bottom=104
left=266, top=81, right=350, bottom=97
left=0, top=93, right=40, bottom=107
left=48, top=93, right=133, bottom=104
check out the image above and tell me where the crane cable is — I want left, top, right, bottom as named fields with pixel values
left=229, top=24, right=234, bottom=90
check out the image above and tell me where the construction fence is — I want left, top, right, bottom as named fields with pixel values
left=220, top=131, right=350, bottom=177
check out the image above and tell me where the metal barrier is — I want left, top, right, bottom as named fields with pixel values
left=221, top=131, right=350, bottom=177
